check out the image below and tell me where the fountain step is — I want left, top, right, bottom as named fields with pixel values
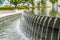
left=24, top=14, right=60, bottom=28
left=23, top=13, right=60, bottom=40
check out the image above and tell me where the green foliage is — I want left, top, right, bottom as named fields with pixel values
left=0, top=6, right=14, bottom=10
left=28, top=0, right=34, bottom=6
left=0, top=0, right=5, bottom=5
left=8, top=0, right=22, bottom=8
left=49, top=0, right=58, bottom=4
left=8, top=0, right=21, bottom=5
left=21, top=0, right=29, bottom=3
left=0, top=5, right=50, bottom=10
left=41, top=0, right=47, bottom=4
left=17, top=6, right=28, bottom=10
left=0, top=0, right=2, bottom=5
left=8, top=0, right=29, bottom=8
left=29, top=0, right=34, bottom=4
left=0, top=6, right=28, bottom=10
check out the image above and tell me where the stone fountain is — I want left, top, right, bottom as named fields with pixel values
left=24, top=13, right=60, bottom=40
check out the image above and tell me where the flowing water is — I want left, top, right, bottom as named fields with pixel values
left=0, top=6, right=60, bottom=40
left=0, top=13, right=32, bottom=40
left=23, top=6, right=60, bottom=40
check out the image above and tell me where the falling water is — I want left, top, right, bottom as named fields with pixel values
left=50, top=18, right=57, bottom=40
left=34, top=16, right=41, bottom=40
left=27, top=14, right=32, bottom=24
left=16, top=19, right=29, bottom=40
left=24, top=12, right=60, bottom=40
left=30, top=15, right=37, bottom=37
left=31, top=15, right=36, bottom=32
left=33, top=17, right=44, bottom=40
left=25, top=14, right=31, bottom=31
left=29, top=16, right=34, bottom=36
left=40, top=17, right=48, bottom=40
left=45, top=18, right=52, bottom=40
left=31, top=15, right=37, bottom=25
left=35, top=16, right=41, bottom=40
left=58, top=25, right=60, bottom=40
left=33, top=15, right=38, bottom=24
left=32, top=15, right=38, bottom=31
left=35, top=16, right=42, bottom=40
left=30, top=15, right=33, bottom=24
left=32, top=15, right=39, bottom=40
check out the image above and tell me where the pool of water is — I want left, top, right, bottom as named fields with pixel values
left=0, top=14, right=32, bottom=40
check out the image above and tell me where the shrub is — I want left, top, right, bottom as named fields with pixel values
left=17, top=6, right=28, bottom=10
left=0, top=6, right=14, bottom=10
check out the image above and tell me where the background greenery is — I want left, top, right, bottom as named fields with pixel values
left=0, top=0, right=58, bottom=10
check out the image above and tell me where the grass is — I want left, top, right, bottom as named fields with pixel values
left=0, top=6, right=14, bottom=10
left=0, top=6, right=51, bottom=10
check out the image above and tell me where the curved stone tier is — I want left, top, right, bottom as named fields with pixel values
left=24, top=13, right=60, bottom=40
left=24, top=14, right=60, bottom=28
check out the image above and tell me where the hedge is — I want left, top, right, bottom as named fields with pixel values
left=0, top=6, right=14, bottom=10
left=0, top=6, right=51, bottom=10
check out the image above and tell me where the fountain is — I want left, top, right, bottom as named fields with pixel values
left=40, top=17, right=48, bottom=40
left=24, top=13, right=60, bottom=40
left=50, top=18, right=57, bottom=40
left=45, top=18, right=52, bottom=40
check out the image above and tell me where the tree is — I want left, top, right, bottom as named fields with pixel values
left=22, top=0, right=28, bottom=3
left=28, top=0, right=34, bottom=14
left=49, top=0, right=58, bottom=8
left=41, top=0, right=47, bottom=6
left=41, top=0, right=47, bottom=4
left=29, top=0, right=34, bottom=6
left=21, top=0, right=29, bottom=6
left=0, top=0, right=5, bottom=6
left=8, top=0, right=22, bottom=9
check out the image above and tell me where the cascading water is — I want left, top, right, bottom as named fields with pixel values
left=45, top=18, right=52, bottom=40
left=32, top=15, right=38, bottom=40
left=50, top=18, right=57, bottom=40
left=58, top=25, right=60, bottom=40
left=34, top=17, right=44, bottom=40
left=35, top=16, right=42, bottom=40
left=40, top=17, right=48, bottom=40
left=35, top=16, right=41, bottom=40
left=19, top=12, right=33, bottom=40
left=33, top=16, right=39, bottom=40
left=24, top=13, right=60, bottom=40
left=31, top=15, right=36, bottom=37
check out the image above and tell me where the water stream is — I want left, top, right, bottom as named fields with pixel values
left=0, top=6, right=60, bottom=40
